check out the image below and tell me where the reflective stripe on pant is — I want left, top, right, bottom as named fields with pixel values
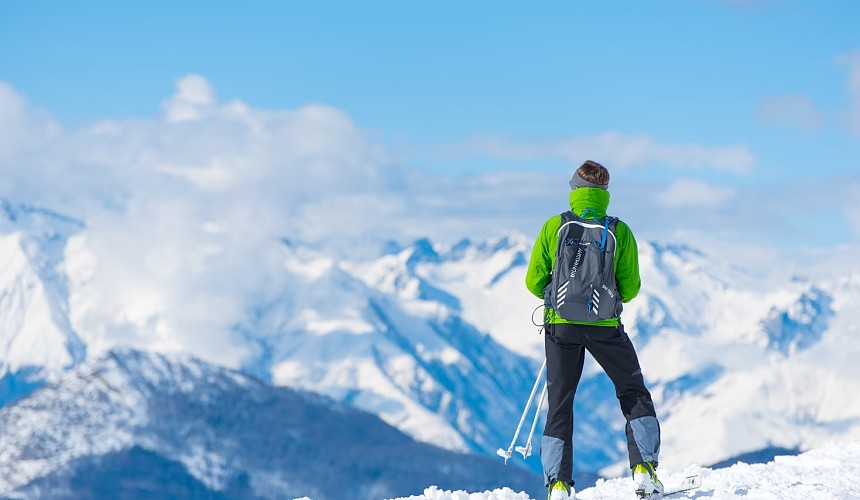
left=541, top=323, right=661, bottom=486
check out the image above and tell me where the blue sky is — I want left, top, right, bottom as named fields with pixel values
left=1, top=1, right=859, bottom=252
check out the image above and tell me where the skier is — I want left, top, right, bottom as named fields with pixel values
left=525, top=160, right=662, bottom=499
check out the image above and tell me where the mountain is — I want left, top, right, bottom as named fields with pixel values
left=613, top=245, right=860, bottom=474
left=0, top=200, right=86, bottom=407
left=366, top=237, right=860, bottom=479
left=0, top=348, right=542, bottom=499
left=0, top=201, right=541, bottom=473
left=1, top=199, right=860, bottom=487
left=244, top=238, right=539, bottom=461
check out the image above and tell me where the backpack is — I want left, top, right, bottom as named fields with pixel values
left=545, top=210, right=621, bottom=321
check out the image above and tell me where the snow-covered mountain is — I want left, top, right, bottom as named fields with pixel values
left=337, top=236, right=860, bottom=480
left=0, top=201, right=86, bottom=407
left=2, top=198, right=859, bottom=488
left=0, top=200, right=540, bottom=471
left=0, top=348, right=542, bottom=499
left=613, top=244, right=860, bottom=475
left=243, top=237, right=539, bottom=460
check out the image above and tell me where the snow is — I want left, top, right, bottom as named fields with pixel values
left=391, top=440, right=860, bottom=500
left=405, top=235, right=545, bottom=360
left=393, top=486, right=531, bottom=500
left=0, top=205, right=85, bottom=383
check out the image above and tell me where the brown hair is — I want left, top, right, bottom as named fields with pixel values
left=575, top=160, right=610, bottom=186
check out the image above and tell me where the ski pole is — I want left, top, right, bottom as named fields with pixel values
left=515, top=379, right=547, bottom=458
left=497, top=358, right=546, bottom=464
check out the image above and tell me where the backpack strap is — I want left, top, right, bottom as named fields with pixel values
left=581, top=208, right=599, bottom=222
left=559, top=211, right=618, bottom=250
left=563, top=210, right=615, bottom=251
left=600, top=216, right=610, bottom=250
left=558, top=211, right=576, bottom=241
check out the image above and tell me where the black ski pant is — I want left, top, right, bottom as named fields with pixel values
left=541, top=322, right=660, bottom=487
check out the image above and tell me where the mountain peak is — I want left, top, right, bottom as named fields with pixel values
left=0, top=198, right=84, bottom=235
left=407, top=237, right=441, bottom=265
left=762, top=286, right=834, bottom=355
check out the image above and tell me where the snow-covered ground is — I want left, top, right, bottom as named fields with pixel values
left=391, top=440, right=860, bottom=499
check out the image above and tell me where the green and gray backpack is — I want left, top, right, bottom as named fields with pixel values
left=546, top=210, right=621, bottom=321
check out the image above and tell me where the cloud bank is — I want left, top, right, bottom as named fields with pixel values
left=1, top=75, right=408, bottom=366
left=0, top=82, right=59, bottom=159
left=0, top=75, right=856, bottom=367
left=661, top=178, right=737, bottom=208
left=457, top=133, right=756, bottom=174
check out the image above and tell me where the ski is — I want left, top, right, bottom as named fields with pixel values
left=636, top=474, right=701, bottom=499
left=659, top=474, right=701, bottom=498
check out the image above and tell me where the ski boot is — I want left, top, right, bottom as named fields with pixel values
left=548, top=479, right=574, bottom=500
left=633, top=461, right=664, bottom=498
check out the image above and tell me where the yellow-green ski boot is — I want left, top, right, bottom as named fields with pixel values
left=548, top=479, right=574, bottom=500
left=633, top=461, right=664, bottom=498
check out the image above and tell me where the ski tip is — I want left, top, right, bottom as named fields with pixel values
left=662, top=474, right=703, bottom=496
left=684, top=475, right=702, bottom=487
left=496, top=448, right=510, bottom=458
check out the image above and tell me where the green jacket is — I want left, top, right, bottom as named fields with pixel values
left=525, top=187, right=641, bottom=326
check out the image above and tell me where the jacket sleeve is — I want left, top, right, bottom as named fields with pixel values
left=614, top=220, right=641, bottom=303
left=525, top=217, right=557, bottom=299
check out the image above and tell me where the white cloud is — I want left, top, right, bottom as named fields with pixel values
left=0, top=82, right=59, bottom=159
left=161, top=74, right=217, bottom=123
left=661, top=178, right=737, bottom=208
left=756, top=52, right=860, bottom=138
left=461, top=132, right=756, bottom=173
left=158, top=161, right=236, bottom=193
left=758, top=95, right=824, bottom=131
left=0, top=75, right=404, bottom=368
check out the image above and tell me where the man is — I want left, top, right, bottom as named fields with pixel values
left=525, top=160, right=662, bottom=500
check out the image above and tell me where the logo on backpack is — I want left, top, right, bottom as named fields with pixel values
left=546, top=211, right=621, bottom=321
left=568, top=247, right=583, bottom=279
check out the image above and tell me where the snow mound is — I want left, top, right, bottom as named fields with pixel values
left=392, top=486, right=531, bottom=500
left=393, top=440, right=860, bottom=499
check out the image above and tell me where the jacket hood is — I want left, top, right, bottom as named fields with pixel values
left=569, top=187, right=610, bottom=219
